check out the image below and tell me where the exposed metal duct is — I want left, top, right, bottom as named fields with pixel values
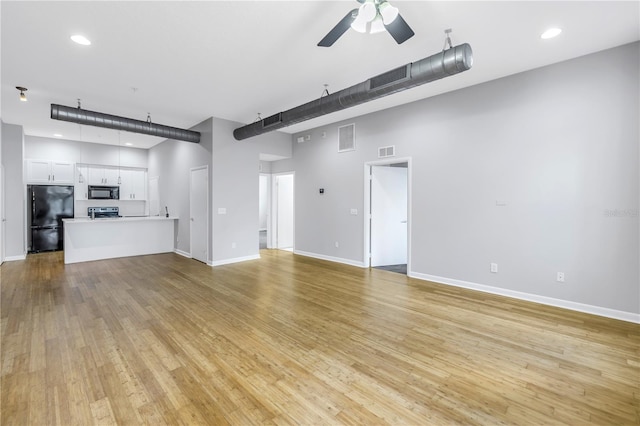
left=51, top=104, right=201, bottom=143
left=233, top=43, right=473, bottom=141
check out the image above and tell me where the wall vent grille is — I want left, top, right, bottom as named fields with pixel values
left=262, top=112, right=283, bottom=128
left=338, top=124, right=356, bottom=152
left=378, top=145, right=396, bottom=158
left=369, top=65, right=410, bottom=90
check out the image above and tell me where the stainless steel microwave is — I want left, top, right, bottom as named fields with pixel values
left=88, top=185, right=120, bottom=200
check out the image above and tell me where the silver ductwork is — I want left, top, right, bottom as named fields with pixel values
left=51, top=104, right=201, bottom=143
left=233, top=43, right=473, bottom=141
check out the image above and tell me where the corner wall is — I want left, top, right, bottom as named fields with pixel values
left=211, top=117, right=291, bottom=264
left=148, top=116, right=291, bottom=265
left=148, top=118, right=214, bottom=258
left=287, top=42, right=639, bottom=318
left=1, top=122, right=25, bottom=259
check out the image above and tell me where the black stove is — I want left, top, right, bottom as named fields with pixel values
left=88, top=206, right=120, bottom=219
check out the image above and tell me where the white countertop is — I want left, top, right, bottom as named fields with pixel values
left=63, top=216, right=178, bottom=223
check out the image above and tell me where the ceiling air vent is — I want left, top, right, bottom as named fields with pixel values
left=338, top=124, right=356, bottom=152
left=369, top=65, right=410, bottom=90
left=262, top=112, right=283, bottom=128
left=378, top=145, right=396, bottom=158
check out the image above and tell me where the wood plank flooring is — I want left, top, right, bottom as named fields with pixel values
left=1, top=250, right=639, bottom=425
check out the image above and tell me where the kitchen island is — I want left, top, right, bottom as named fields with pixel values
left=62, top=216, right=178, bottom=264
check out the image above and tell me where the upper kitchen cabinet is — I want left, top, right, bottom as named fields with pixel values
left=120, top=169, right=147, bottom=200
left=26, top=159, right=75, bottom=184
left=87, top=166, right=120, bottom=185
left=75, top=165, right=89, bottom=200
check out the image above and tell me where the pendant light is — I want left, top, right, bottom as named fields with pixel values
left=16, top=86, right=27, bottom=102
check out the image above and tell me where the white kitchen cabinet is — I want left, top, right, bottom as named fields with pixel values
left=26, top=159, right=75, bottom=184
left=87, top=166, right=121, bottom=185
left=75, top=165, right=88, bottom=200
left=120, top=169, right=147, bottom=200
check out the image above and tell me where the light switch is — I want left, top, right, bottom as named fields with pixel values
left=350, top=209, right=358, bottom=215
left=218, top=208, right=227, bottom=215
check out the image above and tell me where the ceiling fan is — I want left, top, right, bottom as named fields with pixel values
left=318, top=0, right=415, bottom=47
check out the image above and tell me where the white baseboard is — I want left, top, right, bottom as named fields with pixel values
left=294, top=250, right=367, bottom=268
left=174, top=249, right=191, bottom=258
left=409, top=271, right=640, bottom=324
left=3, top=254, right=26, bottom=262
left=210, top=254, right=261, bottom=267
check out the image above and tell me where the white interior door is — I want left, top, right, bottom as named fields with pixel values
left=370, top=165, right=408, bottom=267
left=190, top=167, right=208, bottom=263
left=275, top=174, right=294, bottom=249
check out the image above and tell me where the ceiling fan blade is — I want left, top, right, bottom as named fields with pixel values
left=384, top=13, right=415, bottom=44
left=318, top=8, right=358, bottom=47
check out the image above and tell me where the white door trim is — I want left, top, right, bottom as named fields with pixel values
left=363, top=157, right=412, bottom=272
left=272, top=171, right=295, bottom=251
left=259, top=172, right=272, bottom=249
left=190, top=165, right=209, bottom=263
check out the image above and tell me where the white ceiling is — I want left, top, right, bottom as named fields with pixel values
left=2, top=1, right=639, bottom=150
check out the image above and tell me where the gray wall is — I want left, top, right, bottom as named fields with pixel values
left=286, top=42, right=639, bottom=315
left=148, top=116, right=291, bottom=264
left=211, top=117, right=291, bottom=263
left=25, top=136, right=148, bottom=168
left=148, top=118, right=214, bottom=257
left=1, top=122, right=25, bottom=258
left=0, top=119, right=3, bottom=263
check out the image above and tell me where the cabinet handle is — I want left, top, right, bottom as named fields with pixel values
left=52, top=175, right=55, bottom=181
left=48, top=175, right=51, bottom=181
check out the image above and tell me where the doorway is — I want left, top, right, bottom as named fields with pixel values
left=273, top=173, right=294, bottom=251
left=364, top=159, right=411, bottom=274
left=258, top=174, right=270, bottom=250
left=190, top=166, right=208, bottom=263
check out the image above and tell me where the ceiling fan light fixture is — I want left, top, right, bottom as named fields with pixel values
left=379, top=2, right=399, bottom=25
left=350, top=13, right=368, bottom=33
left=369, top=15, right=386, bottom=34
left=359, top=0, right=377, bottom=23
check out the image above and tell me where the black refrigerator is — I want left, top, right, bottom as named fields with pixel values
left=29, top=185, right=74, bottom=253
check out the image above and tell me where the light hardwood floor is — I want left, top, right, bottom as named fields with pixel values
left=1, top=250, right=638, bottom=425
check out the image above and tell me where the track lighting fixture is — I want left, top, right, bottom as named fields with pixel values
left=16, top=86, right=28, bottom=102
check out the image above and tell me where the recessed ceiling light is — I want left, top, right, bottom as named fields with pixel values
left=541, top=28, right=562, bottom=40
left=54, top=133, right=63, bottom=137
left=125, top=142, right=133, bottom=146
left=70, top=34, right=91, bottom=45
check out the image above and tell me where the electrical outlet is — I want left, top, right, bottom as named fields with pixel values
left=231, top=242, right=236, bottom=249
left=335, top=241, right=339, bottom=248
left=557, top=272, right=565, bottom=282
left=490, top=263, right=498, bottom=273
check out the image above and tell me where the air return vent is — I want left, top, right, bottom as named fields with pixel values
left=262, top=112, right=283, bottom=128
left=378, top=145, right=396, bottom=158
left=338, top=124, right=355, bottom=152
left=370, top=65, right=409, bottom=90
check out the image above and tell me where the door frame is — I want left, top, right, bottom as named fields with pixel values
left=363, top=157, right=412, bottom=272
left=272, top=172, right=295, bottom=250
left=189, top=165, right=209, bottom=263
left=259, top=172, right=272, bottom=249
